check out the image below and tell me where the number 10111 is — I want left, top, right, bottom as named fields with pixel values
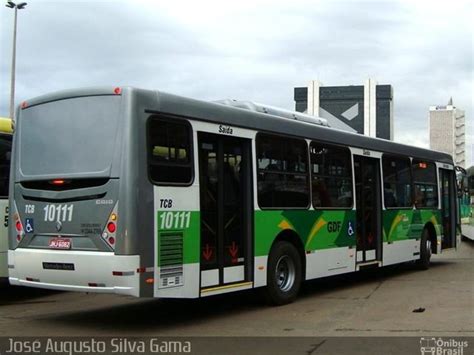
left=159, top=211, right=191, bottom=230
left=43, top=204, right=74, bottom=222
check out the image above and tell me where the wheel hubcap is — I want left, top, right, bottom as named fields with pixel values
left=426, top=239, right=432, bottom=258
left=275, top=255, right=295, bottom=292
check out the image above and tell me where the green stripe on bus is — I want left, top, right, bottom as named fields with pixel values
left=157, top=209, right=442, bottom=266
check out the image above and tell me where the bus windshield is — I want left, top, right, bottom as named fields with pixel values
left=18, top=96, right=121, bottom=178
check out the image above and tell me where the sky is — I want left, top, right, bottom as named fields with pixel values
left=1, top=0, right=473, bottom=166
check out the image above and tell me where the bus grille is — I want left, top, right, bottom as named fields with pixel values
left=158, top=232, right=183, bottom=288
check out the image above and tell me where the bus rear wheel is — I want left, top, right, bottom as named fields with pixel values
left=417, top=228, right=432, bottom=270
left=264, top=241, right=302, bottom=306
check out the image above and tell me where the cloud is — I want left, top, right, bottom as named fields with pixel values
left=0, top=0, right=472, bottom=164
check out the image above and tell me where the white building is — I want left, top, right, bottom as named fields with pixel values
left=429, top=98, right=465, bottom=167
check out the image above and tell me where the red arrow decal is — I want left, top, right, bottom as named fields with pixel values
left=229, top=241, right=239, bottom=259
left=202, top=244, right=213, bottom=261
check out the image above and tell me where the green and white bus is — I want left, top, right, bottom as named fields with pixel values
left=459, top=166, right=474, bottom=240
left=8, top=87, right=460, bottom=304
left=0, top=117, right=12, bottom=280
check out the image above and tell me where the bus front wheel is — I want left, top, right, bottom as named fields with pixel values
left=264, top=241, right=302, bottom=306
left=417, top=228, right=432, bottom=270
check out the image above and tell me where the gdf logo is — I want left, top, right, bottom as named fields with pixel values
left=327, top=221, right=341, bottom=233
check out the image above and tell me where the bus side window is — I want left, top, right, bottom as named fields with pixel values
left=412, top=160, right=438, bottom=208
left=382, top=155, right=412, bottom=208
left=147, top=117, right=193, bottom=185
left=310, top=142, right=353, bottom=209
left=256, top=133, right=309, bottom=209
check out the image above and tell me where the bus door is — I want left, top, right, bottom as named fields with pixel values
left=440, top=168, right=457, bottom=249
left=354, top=156, right=382, bottom=264
left=198, top=133, right=253, bottom=291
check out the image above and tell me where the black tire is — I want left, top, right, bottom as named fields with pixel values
left=417, top=228, right=432, bottom=270
left=264, top=241, right=302, bottom=306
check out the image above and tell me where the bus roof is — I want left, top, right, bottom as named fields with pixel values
left=20, top=86, right=454, bottom=166
left=152, top=90, right=454, bottom=166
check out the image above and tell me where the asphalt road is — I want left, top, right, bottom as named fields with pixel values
left=0, top=241, right=472, bottom=354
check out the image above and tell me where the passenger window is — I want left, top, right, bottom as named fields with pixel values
left=310, top=142, right=353, bottom=208
left=412, top=160, right=438, bottom=208
left=148, top=117, right=193, bottom=185
left=256, top=133, right=309, bottom=208
left=382, top=155, right=412, bottom=208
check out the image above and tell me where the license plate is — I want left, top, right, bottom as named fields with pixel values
left=43, top=262, right=75, bottom=271
left=49, top=238, right=71, bottom=250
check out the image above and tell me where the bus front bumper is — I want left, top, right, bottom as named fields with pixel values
left=8, top=249, right=140, bottom=297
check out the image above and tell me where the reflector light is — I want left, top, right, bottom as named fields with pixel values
left=113, top=87, right=122, bottom=95
left=108, top=236, right=115, bottom=245
left=112, top=271, right=123, bottom=276
left=107, top=222, right=116, bottom=233
left=137, top=267, right=146, bottom=273
left=88, top=283, right=98, bottom=287
left=16, top=235, right=21, bottom=241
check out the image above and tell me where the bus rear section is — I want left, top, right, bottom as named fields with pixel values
left=8, top=89, right=140, bottom=296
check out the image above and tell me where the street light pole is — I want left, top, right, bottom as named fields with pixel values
left=9, top=5, right=18, bottom=121
left=5, top=1, right=27, bottom=121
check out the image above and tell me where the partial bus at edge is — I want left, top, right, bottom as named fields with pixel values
left=8, top=87, right=461, bottom=305
left=0, top=117, right=12, bottom=280
left=459, top=166, right=474, bottom=240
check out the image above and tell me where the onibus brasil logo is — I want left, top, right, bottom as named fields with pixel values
left=420, top=338, right=468, bottom=355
